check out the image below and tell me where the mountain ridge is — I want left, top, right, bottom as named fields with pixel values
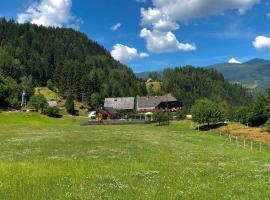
left=136, top=58, right=270, bottom=92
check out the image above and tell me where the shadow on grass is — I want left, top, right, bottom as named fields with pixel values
left=196, top=123, right=228, bottom=131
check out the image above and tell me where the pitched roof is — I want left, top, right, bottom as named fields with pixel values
left=104, top=97, right=135, bottom=110
left=137, top=94, right=178, bottom=109
left=104, top=107, right=117, bottom=115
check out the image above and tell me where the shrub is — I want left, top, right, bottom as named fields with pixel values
left=44, top=106, right=61, bottom=118
left=229, top=107, right=249, bottom=124
left=174, top=111, right=185, bottom=120
left=191, top=99, right=224, bottom=127
left=153, top=110, right=169, bottom=126
left=246, top=104, right=270, bottom=127
left=47, top=79, right=54, bottom=91
left=65, top=95, right=75, bottom=114
left=90, top=93, right=102, bottom=108
left=28, top=94, right=48, bottom=112
left=264, top=119, right=270, bottom=132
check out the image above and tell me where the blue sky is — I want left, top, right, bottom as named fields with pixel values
left=1, top=0, right=270, bottom=72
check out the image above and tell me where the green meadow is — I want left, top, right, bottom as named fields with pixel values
left=0, top=113, right=270, bottom=199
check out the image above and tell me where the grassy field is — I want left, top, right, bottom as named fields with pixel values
left=145, top=81, right=162, bottom=93
left=0, top=113, right=270, bottom=199
left=35, top=87, right=60, bottom=100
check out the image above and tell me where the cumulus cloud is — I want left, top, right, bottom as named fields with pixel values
left=17, top=0, right=79, bottom=27
left=140, top=0, right=258, bottom=53
left=140, top=8, right=195, bottom=53
left=111, top=22, right=121, bottom=31
left=228, top=57, right=241, bottom=64
left=140, top=28, right=196, bottom=53
left=111, top=44, right=149, bottom=63
left=150, top=0, right=259, bottom=21
left=253, top=36, right=270, bottom=50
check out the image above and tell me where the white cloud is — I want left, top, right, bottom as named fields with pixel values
left=140, top=28, right=196, bottom=53
left=140, top=7, right=195, bottom=53
left=253, top=36, right=270, bottom=50
left=111, top=22, right=121, bottom=31
left=17, top=0, right=79, bottom=27
left=152, top=18, right=179, bottom=31
left=140, top=0, right=258, bottom=53
left=228, top=57, right=241, bottom=64
left=141, top=8, right=163, bottom=25
left=111, top=44, right=149, bottom=63
left=150, top=0, right=259, bottom=22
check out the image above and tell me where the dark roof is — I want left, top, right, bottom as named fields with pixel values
left=97, top=107, right=117, bottom=115
left=104, top=107, right=117, bottom=115
left=137, top=94, right=178, bottom=109
left=104, top=97, right=135, bottom=110
left=97, top=109, right=108, bottom=115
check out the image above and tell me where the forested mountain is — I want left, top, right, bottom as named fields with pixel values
left=137, top=58, right=270, bottom=93
left=162, top=66, right=253, bottom=109
left=0, top=18, right=253, bottom=110
left=136, top=71, right=163, bottom=80
left=0, top=18, right=145, bottom=108
left=207, top=58, right=270, bottom=92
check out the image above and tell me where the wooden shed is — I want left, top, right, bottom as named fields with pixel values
left=96, top=107, right=117, bottom=121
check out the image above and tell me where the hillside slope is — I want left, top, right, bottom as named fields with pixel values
left=162, top=66, right=252, bottom=108
left=137, top=58, right=270, bottom=92
left=0, top=18, right=145, bottom=108
left=207, top=58, right=270, bottom=92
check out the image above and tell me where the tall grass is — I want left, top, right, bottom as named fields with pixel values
left=0, top=113, right=269, bottom=199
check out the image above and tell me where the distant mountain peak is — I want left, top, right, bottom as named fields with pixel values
left=228, top=57, right=241, bottom=64
left=243, top=58, right=269, bottom=65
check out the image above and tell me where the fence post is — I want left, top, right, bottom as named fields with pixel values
left=251, top=141, right=253, bottom=151
left=236, top=136, right=238, bottom=146
left=229, top=134, right=232, bottom=142
left=244, top=139, right=246, bottom=149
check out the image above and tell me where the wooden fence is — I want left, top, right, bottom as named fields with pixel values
left=189, top=122, right=270, bottom=153
left=218, top=130, right=270, bottom=152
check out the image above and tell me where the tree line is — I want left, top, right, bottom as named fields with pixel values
left=190, top=88, right=270, bottom=131
left=0, top=18, right=146, bottom=108
left=149, top=66, right=253, bottom=110
left=0, top=18, right=259, bottom=126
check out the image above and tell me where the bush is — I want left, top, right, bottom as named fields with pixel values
left=65, top=95, right=75, bottom=114
left=264, top=119, right=270, bottom=132
left=174, top=111, right=185, bottom=120
left=153, top=110, right=169, bottom=126
left=28, top=94, right=48, bottom=112
left=191, top=99, right=224, bottom=127
left=43, top=106, right=61, bottom=118
left=47, top=79, right=54, bottom=91
left=229, top=107, right=249, bottom=124
left=90, top=93, right=102, bottom=108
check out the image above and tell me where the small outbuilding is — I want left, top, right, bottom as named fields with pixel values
left=96, top=107, right=118, bottom=121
